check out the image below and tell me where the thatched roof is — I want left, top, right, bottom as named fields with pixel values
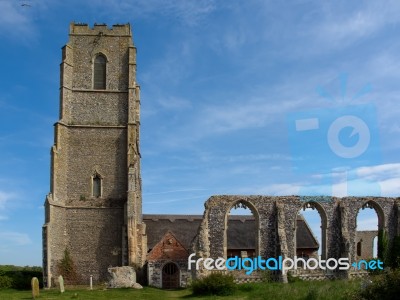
left=143, top=214, right=319, bottom=251
left=144, top=215, right=202, bottom=250
left=296, top=215, right=319, bottom=249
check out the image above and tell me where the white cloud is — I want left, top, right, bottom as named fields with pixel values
left=311, top=1, right=400, bottom=50
left=318, top=11, right=376, bottom=42
left=377, top=178, right=400, bottom=197
left=166, top=95, right=305, bottom=146
left=357, top=163, right=400, bottom=180
left=242, top=162, right=400, bottom=198
left=0, top=231, right=32, bottom=246
left=248, top=183, right=301, bottom=196
left=302, top=163, right=400, bottom=197
left=353, top=164, right=400, bottom=196
left=0, top=191, right=16, bottom=210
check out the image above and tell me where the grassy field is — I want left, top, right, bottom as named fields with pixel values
left=0, top=280, right=361, bottom=300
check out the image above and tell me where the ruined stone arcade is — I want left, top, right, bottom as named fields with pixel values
left=192, top=195, right=399, bottom=279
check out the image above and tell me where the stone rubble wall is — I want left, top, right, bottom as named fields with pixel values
left=193, top=195, right=398, bottom=281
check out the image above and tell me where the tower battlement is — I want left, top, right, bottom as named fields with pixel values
left=69, top=22, right=132, bottom=36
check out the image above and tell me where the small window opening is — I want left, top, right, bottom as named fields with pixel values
left=92, top=175, right=102, bottom=198
left=93, top=54, right=106, bottom=89
left=357, top=241, right=362, bottom=256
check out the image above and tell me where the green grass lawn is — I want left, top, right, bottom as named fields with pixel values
left=0, top=280, right=361, bottom=300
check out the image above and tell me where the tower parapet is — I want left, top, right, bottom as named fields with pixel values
left=69, top=22, right=132, bottom=36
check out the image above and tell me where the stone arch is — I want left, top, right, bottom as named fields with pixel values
left=296, top=201, right=328, bottom=260
left=355, top=200, right=384, bottom=260
left=355, top=200, right=385, bottom=230
left=161, top=261, right=180, bottom=289
left=223, top=199, right=260, bottom=259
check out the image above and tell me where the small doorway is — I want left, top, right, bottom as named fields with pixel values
left=162, top=262, right=179, bottom=289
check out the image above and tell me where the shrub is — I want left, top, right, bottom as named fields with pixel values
left=0, top=275, right=13, bottom=289
left=357, top=269, right=400, bottom=300
left=389, top=236, right=400, bottom=268
left=0, top=266, right=42, bottom=290
left=191, top=273, right=237, bottom=296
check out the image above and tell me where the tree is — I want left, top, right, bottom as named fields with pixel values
left=57, top=249, right=79, bottom=284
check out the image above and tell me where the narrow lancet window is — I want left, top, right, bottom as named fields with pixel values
left=92, top=174, right=102, bottom=198
left=357, top=241, right=362, bottom=256
left=93, top=54, right=106, bottom=89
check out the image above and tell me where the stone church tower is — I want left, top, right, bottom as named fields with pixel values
left=42, top=23, right=146, bottom=287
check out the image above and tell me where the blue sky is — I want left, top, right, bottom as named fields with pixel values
left=1, top=0, right=399, bottom=265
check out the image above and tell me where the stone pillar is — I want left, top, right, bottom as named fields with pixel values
left=276, top=202, right=289, bottom=283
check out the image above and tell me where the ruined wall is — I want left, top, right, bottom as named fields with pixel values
left=193, top=195, right=398, bottom=280
left=356, top=230, right=378, bottom=260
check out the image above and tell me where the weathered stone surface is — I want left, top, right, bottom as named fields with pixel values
left=31, top=277, right=40, bottom=299
left=58, top=275, right=65, bottom=293
left=43, top=23, right=146, bottom=287
left=192, top=195, right=399, bottom=281
left=107, top=266, right=137, bottom=288
left=132, top=282, right=143, bottom=289
left=356, top=230, right=378, bottom=259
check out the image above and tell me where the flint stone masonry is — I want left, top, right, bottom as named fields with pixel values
left=43, top=22, right=145, bottom=287
left=356, top=230, right=378, bottom=259
left=192, top=195, right=399, bottom=279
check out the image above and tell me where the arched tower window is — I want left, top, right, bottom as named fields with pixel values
left=92, top=173, right=102, bottom=198
left=93, top=54, right=106, bottom=89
